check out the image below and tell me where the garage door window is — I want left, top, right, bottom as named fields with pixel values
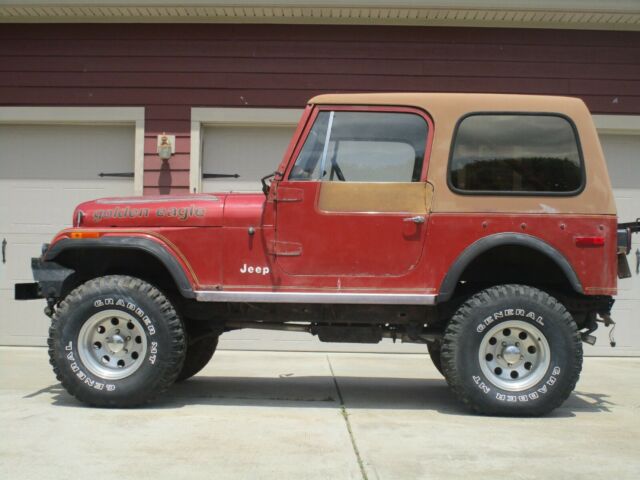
left=449, top=113, right=584, bottom=195
left=289, top=111, right=428, bottom=182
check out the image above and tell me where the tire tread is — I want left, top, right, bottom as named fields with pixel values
left=48, top=275, right=186, bottom=407
left=440, top=284, right=582, bottom=416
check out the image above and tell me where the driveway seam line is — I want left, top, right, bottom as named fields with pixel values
left=326, top=355, right=369, bottom=480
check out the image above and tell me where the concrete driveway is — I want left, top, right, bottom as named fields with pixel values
left=1, top=347, right=639, bottom=480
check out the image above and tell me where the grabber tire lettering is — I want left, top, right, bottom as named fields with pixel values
left=48, top=275, right=186, bottom=407
left=440, top=284, right=582, bottom=417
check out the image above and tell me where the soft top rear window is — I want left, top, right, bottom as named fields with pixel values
left=449, top=113, right=584, bottom=195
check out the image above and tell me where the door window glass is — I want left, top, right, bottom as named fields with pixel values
left=290, top=111, right=428, bottom=182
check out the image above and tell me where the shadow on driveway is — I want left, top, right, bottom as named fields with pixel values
left=25, top=375, right=615, bottom=417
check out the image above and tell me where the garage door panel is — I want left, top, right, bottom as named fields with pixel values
left=0, top=123, right=135, bottom=346
left=614, top=188, right=639, bottom=224
left=4, top=179, right=132, bottom=232
left=0, top=125, right=134, bottom=233
left=585, top=300, right=640, bottom=356
left=0, top=125, right=134, bottom=180
left=202, top=125, right=296, bottom=193
left=616, top=249, right=639, bottom=301
left=599, top=133, right=640, bottom=356
left=0, top=235, right=45, bottom=282
left=0, top=181, right=93, bottom=234
left=0, top=290, right=50, bottom=346
left=603, top=135, right=639, bottom=190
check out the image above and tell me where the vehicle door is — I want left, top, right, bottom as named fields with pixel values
left=274, top=106, right=433, bottom=278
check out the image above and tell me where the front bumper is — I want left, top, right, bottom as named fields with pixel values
left=14, top=257, right=75, bottom=301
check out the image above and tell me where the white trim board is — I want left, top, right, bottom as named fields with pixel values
left=593, top=114, right=640, bottom=136
left=0, top=106, right=145, bottom=195
left=2, top=1, right=639, bottom=31
left=190, top=107, right=302, bottom=193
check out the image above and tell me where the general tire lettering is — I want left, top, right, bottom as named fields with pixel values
left=48, top=275, right=185, bottom=407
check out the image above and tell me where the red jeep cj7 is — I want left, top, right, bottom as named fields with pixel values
left=16, top=93, right=640, bottom=416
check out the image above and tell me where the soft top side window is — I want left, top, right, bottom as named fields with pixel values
left=289, top=110, right=428, bottom=182
left=449, top=113, right=584, bottom=195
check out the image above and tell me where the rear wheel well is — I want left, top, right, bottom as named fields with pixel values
left=437, top=245, right=588, bottom=326
left=456, top=245, right=576, bottom=294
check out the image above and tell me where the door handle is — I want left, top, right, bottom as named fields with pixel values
left=403, top=216, right=425, bottom=224
left=2, top=238, right=6, bottom=264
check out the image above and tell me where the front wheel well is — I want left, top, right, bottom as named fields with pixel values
left=53, top=248, right=185, bottom=300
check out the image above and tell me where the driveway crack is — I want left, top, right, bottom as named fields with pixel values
left=326, top=355, right=369, bottom=480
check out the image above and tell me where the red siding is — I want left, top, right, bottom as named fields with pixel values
left=0, top=24, right=639, bottom=194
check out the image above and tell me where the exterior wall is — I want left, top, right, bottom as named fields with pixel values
left=1, top=23, right=639, bottom=194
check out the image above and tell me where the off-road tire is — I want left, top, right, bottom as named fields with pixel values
left=427, top=342, right=444, bottom=376
left=176, top=336, right=219, bottom=382
left=441, top=284, right=582, bottom=416
left=48, top=275, right=186, bottom=407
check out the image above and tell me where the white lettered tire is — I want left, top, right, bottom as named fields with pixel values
left=48, top=275, right=186, bottom=407
left=441, top=284, right=582, bottom=416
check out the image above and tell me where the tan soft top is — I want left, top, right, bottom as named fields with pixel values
left=309, top=93, right=615, bottom=215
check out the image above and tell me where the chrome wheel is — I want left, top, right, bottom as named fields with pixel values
left=479, top=320, right=550, bottom=392
left=77, top=309, right=148, bottom=380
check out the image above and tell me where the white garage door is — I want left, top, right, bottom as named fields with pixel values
left=586, top=133, right=640, bottom=356
left=0, top=124, right=135, bottom=346
left=201, top=125, right=296, bottom=193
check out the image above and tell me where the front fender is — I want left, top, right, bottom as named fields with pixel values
left=44, top=236, right=196, bottom=299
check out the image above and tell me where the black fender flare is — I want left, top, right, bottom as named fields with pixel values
left=437, top=233, right=583, bottom=302
left=44, top=236, right=196, bottom=298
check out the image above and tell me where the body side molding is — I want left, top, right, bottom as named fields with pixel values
left=437, top=232, right=584, bottom=302
left=195, top=290, right=437, bottom=305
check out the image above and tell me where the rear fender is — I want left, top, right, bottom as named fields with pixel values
left=438, top=233, right=583, bottom=302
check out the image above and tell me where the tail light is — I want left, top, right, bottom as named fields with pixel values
left=575, top=236, right=605, bottom=247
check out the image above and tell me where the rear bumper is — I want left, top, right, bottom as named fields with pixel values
left=14, top=257, right=74, bottom=301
